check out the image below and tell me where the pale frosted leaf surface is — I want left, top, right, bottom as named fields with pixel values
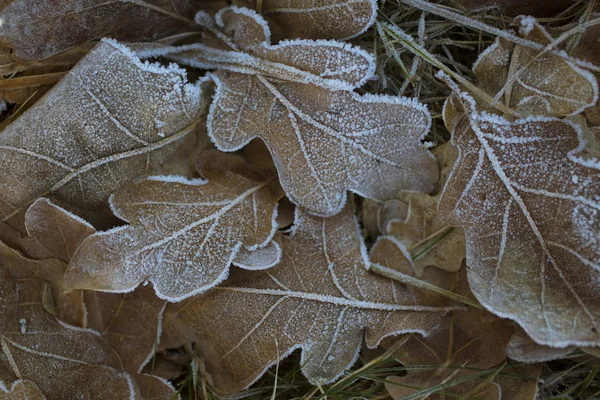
left=473, top=17, right=598, bottom=117
left=383, top=267, right=512, bottom=400
left=439, top=94, right=600, bottom=347
left=0, top=380, right=44, bottom=400
left=65, top=168, right=281, bottom=301
left=233, top=239, right=282, bottom=270
left=380, top=144, right=465, bottom=276
left=209, top=72, right=438, bottom=216
left=163, top=204, right=459, bottom=393
left=0, top=0, right=198, bottom=60
left=506, top=327, right=575, bottom=363
left=0, top=262, right=138, bottom=399
left=84, top=286, right=167, bottom=374
left=235, top=0, right=377, bottom=40
left=134, top=6, right=375, bottom=90
left=0, top=39, right=205, bottom=230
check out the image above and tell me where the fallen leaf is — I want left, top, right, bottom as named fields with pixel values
left=235, top=0, right=377, bottom=40
left=439, top=90, right=600, bottom=347
left=494, top=364, right=542, bottom=400
left=0, top=39, right=206, bottom=230
left=0, top=0, right=199, bottom=60
left=135, top=6, right=439, bottom=216
left=65, top=163, right=282, bottom=301
left=0, top=258, right=136, bottom=399
left=379, top=143, right=466, bottom=276
left=383, top=264, right=512, bottom=400
left=162, top=204, right=460, bottom=394
left=506, top=327, right=575, bottom=363
left=0, top=380, right=44, bottom=399
left=473, top=16, right=598, bottom=117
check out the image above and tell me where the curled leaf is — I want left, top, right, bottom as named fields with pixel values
left=65, top=167, right=282, bottom=301
left=236, top=0, right=377, bottom=40
left=0, top=39, right=206, bottom=230
left=439, top=91, right=600, bottom=347
left=163, top=204, right=459, bottom=393
left=473, top=16, right=598, bottom=117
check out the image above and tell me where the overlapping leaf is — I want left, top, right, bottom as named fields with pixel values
left=0, top=39, right=206, bottom=230
left=162, top=203, right=460, bottom=393
left=449, top=0, right=573, bottom=17
left=0, top=0, right=199, bottom=60
left=383, top=264, right=513, bottom=400
left=474, top=16, right=598, bottom=117
left=235, top=0, right=377, bottom=40
left=65, top=161, right=283, bottom=301
left=378, top=143, right=466, bottom=276
left=135, top=6, right=439, bottom=216
left=439, top=91, right=600, bottom=347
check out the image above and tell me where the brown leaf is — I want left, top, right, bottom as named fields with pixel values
left=0, top=258, right=135, bottom=399
left=0, top=39, right=206, bottom=231
left=439, top=91, right=600, bottom=347
left=65, top=165, right=282, bottom=301
left=235, top=0, right=377, bottom=40
left=0, top=380, right=44, bottom=399
left=473, top=16, right=598, bottom=117
left=0, top=0, right=199, bottom=60
left=494, top=364, right=542, bottom=400
left=383, top=266, right=512, bottom=400
left=506, top=327, right=575, bottom=363
left=162, top=204, right=460, bottom=393
left=135, top=6, right=439, bottom=216
left=379, top=143, right=466, bottom=276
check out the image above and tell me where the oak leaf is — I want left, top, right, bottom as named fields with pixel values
left=0, top=39, right=206, bottom=230
left=439, top=90, right=600, bottom=347
left=473, top=16, right=598, bottom=117
left=135, top=6, right=439, bottom=216
left=0, top=380, right=44, bottom=400
left=162, top=203, right=460, bottom=394
left=65, top=162, right=283, bottom=301
left=234, top=0, right=377, bottom=40
left=0, top=251, right=139, bottom=399
left=380, top=257, right=512, bottom=400
left=494, top=364, right=542, bottom=400
left=378, top=143, right=466, bottom=276
left=0, top=0, right=199, bottom=60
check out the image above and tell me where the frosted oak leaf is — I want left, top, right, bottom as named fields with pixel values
left=381, top=262, right=513, bottom=400
left=65, top=164, right=282, bottom=301
left=235, top=0, right=377, bottom=40
left=0, top=0, right=199, bottom=60
left=162, top=204, right=460, bottom=394
left=0, top=39, right=206, bottom=231
left=439, top=90, right=600, bottom=347
left=135, top=6, right=439, bottom=216
left=473, top=16, right=598, bottom=117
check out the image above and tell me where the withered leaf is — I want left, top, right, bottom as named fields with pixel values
left=0, top=39, right=205, bottom=230
left=494, top=364, right=542, bottom=400
left=379, top=143, right=466, bottom=276
left=65, top=166, right=282, bottom=301
left=439, top=91, right=600, bottom=347
left=384, top=265, right=513, bottom=400
left=0, top=0, right=198, bottom=60
left=235, top=0, right=377, bottom=40
left=473, top=16, right=598, bottom=117
left=506, top=327, right=575, bottom=363
left=0, top=380, right=44, bottom=399
left=0, top=258, right=135, bottom=399
left=163, top=204, right=460, bottom=393
left=136, top=6, right=439, bottom=216
left=449, top=0, right=573, bottom=17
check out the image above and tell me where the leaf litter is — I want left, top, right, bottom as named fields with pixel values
left=0, top=0, right=598, bottom=399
